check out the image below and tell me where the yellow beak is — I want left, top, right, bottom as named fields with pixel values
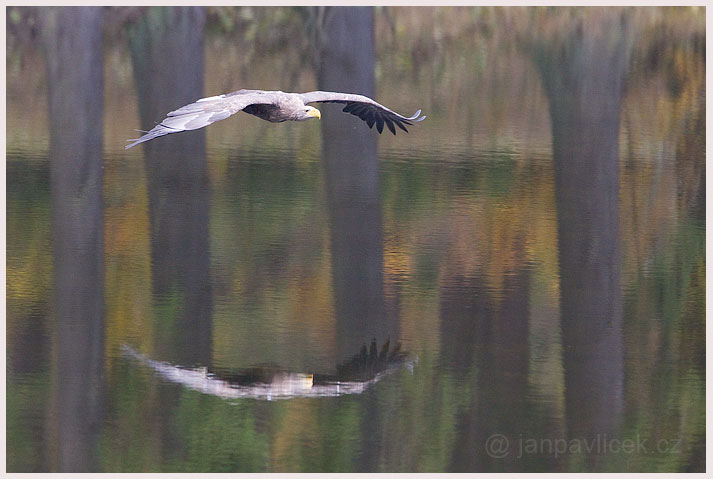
left=307, top=108, right=321, bottom=120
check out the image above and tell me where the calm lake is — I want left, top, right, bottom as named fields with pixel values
left=6, top=6, right=705, bottom=473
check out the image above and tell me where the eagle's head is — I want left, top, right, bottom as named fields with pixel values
left=298, top=105, right=321, bottom=121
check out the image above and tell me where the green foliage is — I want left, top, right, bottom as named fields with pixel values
left=171, top=394, right=270, bottom=472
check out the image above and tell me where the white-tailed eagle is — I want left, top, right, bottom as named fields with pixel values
left=126, top=89, right=426, bottom=149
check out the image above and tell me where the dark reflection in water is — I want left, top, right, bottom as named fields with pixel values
left=42, top=7, right=106, bottom=472
left=128, top=7, right=213, bottom=366
left=532, top=12, right=629, bottom=467
left=441, top=267, right=533, bottom=472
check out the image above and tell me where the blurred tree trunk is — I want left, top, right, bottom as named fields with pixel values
left=526, top=10, right=633, bottom=466
left=127, top=7, right=212, bottom=367
left=42, top=6, right=105, bottom=472
left=316, top=7, right=395, bottom=366
left=127, top=7, right=212, bottom=464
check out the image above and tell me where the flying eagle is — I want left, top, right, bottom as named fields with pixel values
left=125, top=89, right=426, bottom=149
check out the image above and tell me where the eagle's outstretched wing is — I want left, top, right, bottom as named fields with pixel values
left=299, top=90, right=426, bottom=135
left=125, top=90, right=276, bottom=149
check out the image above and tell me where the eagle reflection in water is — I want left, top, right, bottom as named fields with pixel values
left=121, top=340, right=416, bottom=400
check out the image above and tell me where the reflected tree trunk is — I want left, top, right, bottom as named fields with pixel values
left=6, top=167, right=53, bottom=472
left=314, top=7, right=393, bottom=472
left=42, top=6, right=105, bottom=472
left=529, top=11, right=632, bottom=465
left=127, top=7, right=212, bottom=367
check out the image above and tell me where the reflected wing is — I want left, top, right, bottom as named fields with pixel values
left=125, top=90, right=276, bottom=149
left=299, top=90, right=426, bottom=135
